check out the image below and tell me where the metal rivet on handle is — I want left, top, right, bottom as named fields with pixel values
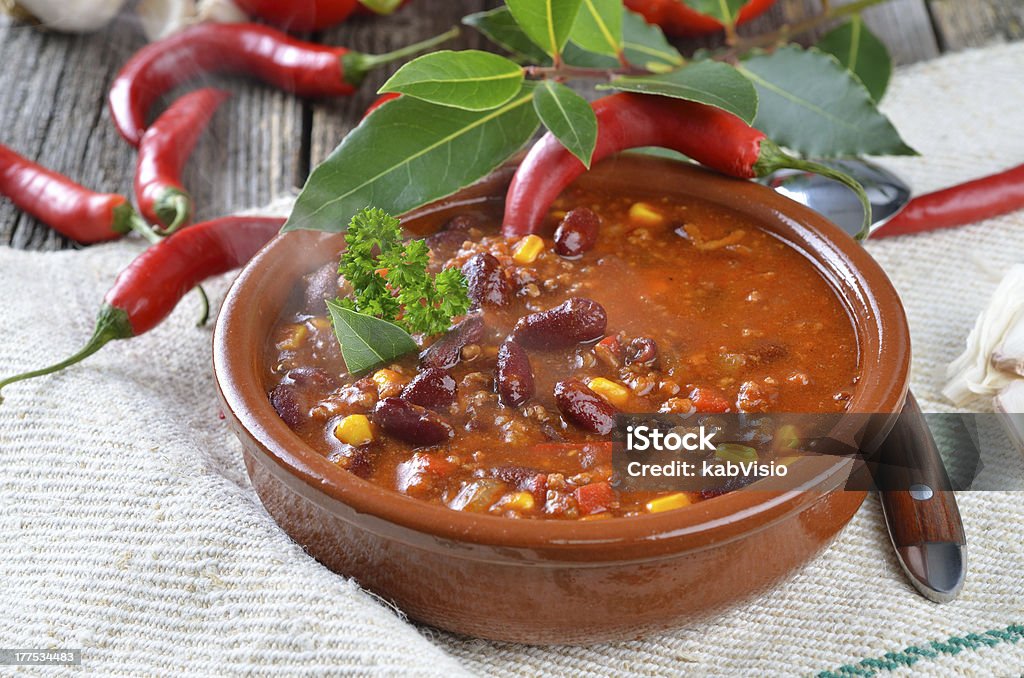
left=909, top=484, right=933, bottom=501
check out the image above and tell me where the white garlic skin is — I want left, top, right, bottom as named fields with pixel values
left=14, top=0, right=128, bottom=32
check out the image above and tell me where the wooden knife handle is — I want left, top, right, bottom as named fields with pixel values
left=878, top=392, right=966, bottom=548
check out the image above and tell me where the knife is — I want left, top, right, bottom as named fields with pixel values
left=877, top=392, right=967, bottom=603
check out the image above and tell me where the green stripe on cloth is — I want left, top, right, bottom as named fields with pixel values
left=818, top=623, right=1024, bottom=677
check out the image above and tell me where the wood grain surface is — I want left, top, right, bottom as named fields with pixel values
left=0, top=0, right=1018, bottom=250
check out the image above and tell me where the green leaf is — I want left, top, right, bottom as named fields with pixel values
left=563, top=9, right=683, bottom=71
left=737, top=46, right=915, bottom=157
left=533, top=81, right=598, bottom=167
left=599, top=61, right=758, bottom=124
left=463, top=7, right=551, bottom=64
left=506, top=0, right=585, bottom=58
left=358, top=0, right=403, bottom=14
left=621, top=8, right=683, bottom=72
left=562, top=42, right=619, bottom=68
left=570, top=0, right=623, bottom=57
left=680, top=0, right=748, bottom=27
left=327, top=301, right=418, bottom=375
left=380, top=50, right=524, bottom=111
left=284, top=84, right=539, bottom=233
left=816, top=16, right=892, bottom=102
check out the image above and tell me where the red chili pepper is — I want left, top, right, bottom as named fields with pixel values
left=873, top=163, right=1024, bottom=239
left=233, top=0, right=360, bottom=32
left=502, top=93, right=870, bottom=239
left=109, top=23, right=459, bottom=147
left=0, top=143, right=155, bottom=243
left=624, top=0, right=777, bottom=37
left=0, top=216, right=284, bottom=403
left=135, top=88, right=230, bottom=235
left=361, top=92, right=401, bottom=120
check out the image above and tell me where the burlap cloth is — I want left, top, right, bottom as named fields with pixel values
left=2, top=43, right=1024, bottom=677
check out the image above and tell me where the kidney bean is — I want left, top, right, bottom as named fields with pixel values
left=270, top=384, right=304, bottom=429
left=553, top=207, right=600, bottom=258
left=624, top=337, right=658, bottom=366
left=303, top=262, right=340, bottom=314
left=420, top=314, right=485, bottom=369
left=554, top=380, right=617, bottom=435
left=513, top=297, right=607, bottom=349
left=373, top=397, right=453, bottom=446
left=462, top=252, right=512, bottom=307
left=286, top=366, right=338, bottom=390
left=495, top=340, right=535, bottom=407
left=401, top=367, right=457, bottom=409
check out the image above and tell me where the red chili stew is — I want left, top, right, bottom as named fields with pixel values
left=265, top=187, right=859, bottom=519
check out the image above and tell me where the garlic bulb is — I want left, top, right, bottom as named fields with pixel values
left=943, top=265, right=1024, bottom=406
left=994, top=380, right=1024, bottom=455
left=136, top=0, right=246, bottom=43
left=993, top=312, right=1024, bottom=377
left=8, top=0, right=127, bottom=32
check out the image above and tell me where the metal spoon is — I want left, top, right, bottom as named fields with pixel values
left=764, top=160, right=967, bottom=603
left=761, top=159, right=912, bottom=237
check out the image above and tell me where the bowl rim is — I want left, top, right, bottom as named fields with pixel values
left=213, top=154, right=910, bottom=558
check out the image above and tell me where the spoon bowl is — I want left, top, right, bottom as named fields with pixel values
left=762, top=159, right=912, bottom=237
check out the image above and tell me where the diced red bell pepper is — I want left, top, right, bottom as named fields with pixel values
left=689, top=387, right=731, bottom=413
left=574, top=481, right=616, bottom=515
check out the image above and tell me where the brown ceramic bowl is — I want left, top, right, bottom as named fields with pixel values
left=213, top=155, right=910, bottom=644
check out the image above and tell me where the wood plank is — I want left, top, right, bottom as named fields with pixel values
left=309, top=1, right=499, bottom=168
left=854, top=0, right=941, bottom=65
left=0, top=14, right=304, bottom=250
left=737, top=0, right=940, bottom=65
left=928, top=0, right=1024, bottom=51
left=0, top=16, right=142, bottom=251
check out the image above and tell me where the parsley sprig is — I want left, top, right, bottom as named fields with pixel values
left=337, top=207, right=471, bottom=336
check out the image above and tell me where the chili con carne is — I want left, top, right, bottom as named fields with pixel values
left=135, top=88, right=230, bottom=235
left=0, top=216, right=284, bottom=403
left=266, top=192, right=860, bottom=519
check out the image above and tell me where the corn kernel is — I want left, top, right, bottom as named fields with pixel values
left=372, top=368, right=407, bottom=398
left=500, top=491, right=536, bottom=512
left=512, top=234, right=545, bottom=265
left=334, top=414, right=375, bottom=446
left=587, top=377, right=630, bottom=407
left=628, top=202, right=665, bottom=227
left=645, top=492, right=693, bottom=513
left=275, top=324, right=308, bottom=350
left=308, top=316, right=332, bottom=332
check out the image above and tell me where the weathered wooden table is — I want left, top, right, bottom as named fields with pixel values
left=1, top=0, right=1021, bottom=251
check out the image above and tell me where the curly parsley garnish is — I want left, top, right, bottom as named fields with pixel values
left=326, top=208, right=471, bottom=374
